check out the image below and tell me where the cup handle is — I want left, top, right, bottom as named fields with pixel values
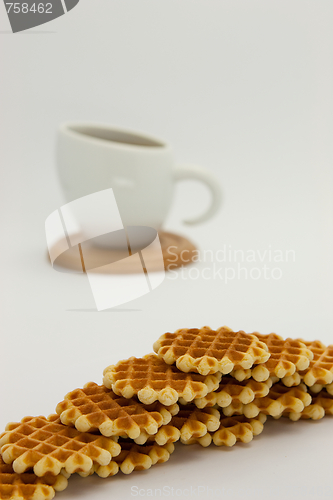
left=174, top=163, right=222, bottom=224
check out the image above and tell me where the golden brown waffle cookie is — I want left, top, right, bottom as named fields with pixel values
left=82, top=441, right=175, bottom=477
left=281, top=341, right=333, bottom=388
left=0, top=455, right=68, bottom=500
left=136, top=425, right=181, bottom=446
left=231, top=333, right=313, bottom=382
left=310, top=381, right=333, bottom=396
left=0, top=414, right=121, bottom=477
left=103, top=354, right=221, bottom=406
left=190, top=376, right=272, bottom=409
left=223, top=383, right=312, bottom=418
left=56, top=382, right=178, bottom=440
left=153, top=326, right=269, bottom=376
left=296, top=340, right=333, bottom=387
left=182, top=413, right=267, bottom=447
left=287, top=390, right=333, bottom=421
left=144, top=405, right=220, bottom=445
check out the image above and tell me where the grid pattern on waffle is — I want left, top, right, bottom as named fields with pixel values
left=297, top=340, right=333, bottom=387
left=0, top=414, right=121, bottom=477
left=181, top=413, right=267, bottom=447
left=83, top=441, right=175, bottom=477
left=0, top=455, right=68, bottom=500
left=191, top=376, right=272, bottom=409
left=56, top=382, right=177, bottom=440
left=103, top=354, right=221, bottom=406
left=153, top=326, right=269, bottom=376
left=222, top=383, right=312, bottom=419
left=232, top=333, right=314, bottom=382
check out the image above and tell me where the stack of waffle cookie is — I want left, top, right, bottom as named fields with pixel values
left=1, top=326, right=332, bottom=499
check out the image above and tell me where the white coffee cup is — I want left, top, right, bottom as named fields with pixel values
left=56, top=122, right=222, bottom=236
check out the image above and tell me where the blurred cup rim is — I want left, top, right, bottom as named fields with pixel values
left=58, top=121, right=172, bottom=153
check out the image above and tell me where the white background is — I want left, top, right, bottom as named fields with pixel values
left=0, top=1, right=333, bottom=499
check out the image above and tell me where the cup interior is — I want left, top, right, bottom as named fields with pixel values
left=68, top=124, right=165, bottom=148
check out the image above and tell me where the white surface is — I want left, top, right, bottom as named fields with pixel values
left=0, top=1, right=333, bottom=499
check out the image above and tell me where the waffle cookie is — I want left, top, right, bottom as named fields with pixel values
left=297, top=340, right=333, bottom=388
left=56, top=382, right=178, bottom=440
left=132, top=424, right=181, bottom=446
left=153, top=326, right=269, bottom=376
left=310, top=381, right=333, bottom=396
left=280, top=341, right=333, bottom=389
left=82, top=441, right=175, bottom=477
left=182, top=413, right=267, bottom=447
left=190, top=376, right=272, bottom=409
left=143, top=405, right=221, bottom=445
left=222, top=383, right=312, bottom=418
left=287, top=390, right=333, bottom=421
left=0, top=414, right=121, bottom=477
left=103, top=354, right=221, bottom=406
left=231, top=333, right=313, bottom=382
left=0, top=455, right=68, bottom=500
